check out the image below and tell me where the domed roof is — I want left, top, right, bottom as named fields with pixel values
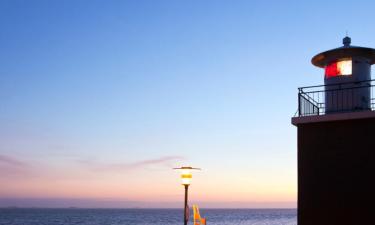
left=311, top=37, right=375, bottom=68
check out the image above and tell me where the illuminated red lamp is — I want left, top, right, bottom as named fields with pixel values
left=325, top=58, right=352, bottom=78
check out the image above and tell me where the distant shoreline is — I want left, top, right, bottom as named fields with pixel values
left=0, top=207, right=297, bottom=210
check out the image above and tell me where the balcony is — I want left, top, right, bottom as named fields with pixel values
left=297, top=79, right=375, bottom=117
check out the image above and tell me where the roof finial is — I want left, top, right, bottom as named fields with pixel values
left=343, top=35, right=351, bottom=47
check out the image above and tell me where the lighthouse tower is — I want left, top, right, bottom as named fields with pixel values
left=292, top=38, right=375, bottom=225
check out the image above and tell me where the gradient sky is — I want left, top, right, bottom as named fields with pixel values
left=1, top=0, right=375, bottom=208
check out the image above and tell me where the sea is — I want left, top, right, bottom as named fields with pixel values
left=0, top=208, right=296, bottom=225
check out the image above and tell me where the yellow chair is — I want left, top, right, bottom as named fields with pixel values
left=193, top=205, right=206, bottom=225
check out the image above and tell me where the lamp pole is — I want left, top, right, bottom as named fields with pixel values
left=184, top=184, right=189, bottom=225
left=174, top=166, right=201, bottom=225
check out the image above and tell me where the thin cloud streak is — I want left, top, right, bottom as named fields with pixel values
left=0, top=154, right=29, bottom=167
left=0, top=154, right=31, bottom=177
left=79, top=156, right=185, bottom=172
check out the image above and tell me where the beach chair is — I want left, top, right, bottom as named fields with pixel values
left=193, top=205, right=206, bottom=225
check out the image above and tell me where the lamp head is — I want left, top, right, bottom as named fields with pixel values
left=173, top=166, right=201, bottom=186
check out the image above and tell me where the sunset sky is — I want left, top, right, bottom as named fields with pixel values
left=1, top=0, right=375, bottom=208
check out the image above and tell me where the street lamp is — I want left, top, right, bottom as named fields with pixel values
left=174, top=166, right=200, bottom=225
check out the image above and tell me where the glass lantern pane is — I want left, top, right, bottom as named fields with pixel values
left=337, top=60, right=352, bottom=75
left=325, top=58, right=352, bottom=78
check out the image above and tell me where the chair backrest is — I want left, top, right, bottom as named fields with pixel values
left=193, top=205, right=206, bottom=225
left=193, top=205, right=201, bottom=221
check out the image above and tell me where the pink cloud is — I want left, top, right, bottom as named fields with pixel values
left=0, top=154, right=28, bottom=167
left=0, top=154, right=31, bottom=177
left=79, top=156, right=184, bottom=172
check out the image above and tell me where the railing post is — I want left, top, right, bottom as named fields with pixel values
left=298, top=90, right=301, bottom=116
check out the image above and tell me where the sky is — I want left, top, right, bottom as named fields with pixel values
left=1, top=0, right=375, bottom=208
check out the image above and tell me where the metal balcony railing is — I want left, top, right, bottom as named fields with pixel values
left=297, top=79, right=375, bottom=117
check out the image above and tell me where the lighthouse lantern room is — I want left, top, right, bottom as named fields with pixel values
left=311, top=37, right=375, bottom=114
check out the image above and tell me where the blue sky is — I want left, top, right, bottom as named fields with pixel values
left=1, top=0, right=375, bottom=207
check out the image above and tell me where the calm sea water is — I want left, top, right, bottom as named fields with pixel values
left=0, top=208, right=296, bottom=225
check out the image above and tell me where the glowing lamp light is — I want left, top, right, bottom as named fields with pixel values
left=174, top=166, right=200, bottom=186
left=181, top=169, right=192, bottom=185
left=325, top=58, right=352, bottom=78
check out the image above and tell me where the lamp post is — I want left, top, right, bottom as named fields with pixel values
left=174, top=166, right=200, bottom=225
